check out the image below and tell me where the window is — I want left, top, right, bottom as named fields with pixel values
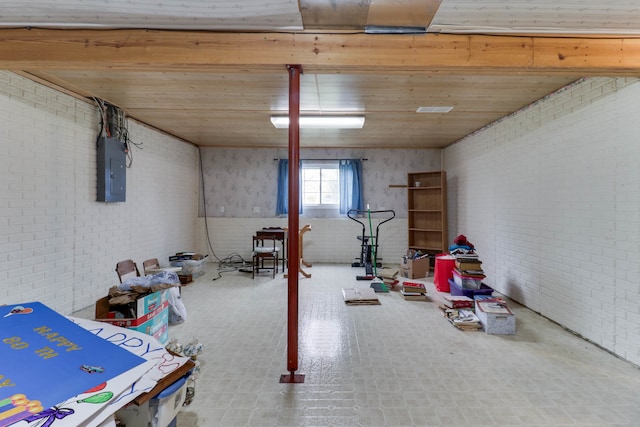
left=301, top=161, right=339, bottom=208
left=276, top=158, right=363, bottom=216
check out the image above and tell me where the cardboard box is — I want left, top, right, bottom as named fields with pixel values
left=95, top=298, right=169, bottom=328
left=475, top=299, right=516, bottom=335
left=98, top=288, right=169, bottom=320
left=178, top=273, right=193, bottom=285
left=400, top=256, right=430, bottom=279
left=95, top=289, right=170, bottom=344
left=129, top=306, right=169, bottom=344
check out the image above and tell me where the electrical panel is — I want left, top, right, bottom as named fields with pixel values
left=97, top=137, right=126, bottom=202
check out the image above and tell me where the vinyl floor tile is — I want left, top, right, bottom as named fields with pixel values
left=78, top=263, right=640, bottom=427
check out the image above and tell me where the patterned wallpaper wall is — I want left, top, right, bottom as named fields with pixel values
left=199, top=147, right=441, bottom=219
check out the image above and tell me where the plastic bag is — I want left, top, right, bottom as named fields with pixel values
left=167, top=286, right=187, bottom=324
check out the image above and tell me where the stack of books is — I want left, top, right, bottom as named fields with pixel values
left=453, top=253, right=485, bottom=289
left=438, top=295, right=482, bottom=330
left=378, top=268, right=399, bottom=289
left=400, top=281, right=427, bottom=301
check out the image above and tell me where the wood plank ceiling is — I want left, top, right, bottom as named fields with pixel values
left=0, top=0, right=639, bottom=148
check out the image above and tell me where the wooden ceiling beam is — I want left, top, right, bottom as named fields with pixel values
left=0, top=29, right=639, bottom=76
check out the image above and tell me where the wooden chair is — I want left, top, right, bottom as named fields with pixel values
left=115, top=259, right=140, bottom=283
left=252, top=234, right=279, bottom=279
left=142, top=258, right=160, bottom=275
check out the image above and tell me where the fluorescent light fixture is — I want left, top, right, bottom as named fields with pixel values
left=365, top=25, right=427, bottom=34
left=270, top=116, right=365, bottom=129
left=416, top=106, right=454, bottom=113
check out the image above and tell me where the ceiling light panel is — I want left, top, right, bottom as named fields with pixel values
left=416, top=106, right=453, bottom=113
left=271, top=116, right=365, bottom=129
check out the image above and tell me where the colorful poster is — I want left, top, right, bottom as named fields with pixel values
left=0, top=302, right=147, bottom=426
left=9, top=316, right=190, bottom=427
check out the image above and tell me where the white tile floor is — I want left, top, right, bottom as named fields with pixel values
left=80, top=264, right=640, bottom=426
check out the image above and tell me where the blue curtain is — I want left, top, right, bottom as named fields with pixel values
left=276, top=159, right=303, bottom=215
left=339, top=159, right=364, bottom=214
left=276, top=159, right=288, bottom=215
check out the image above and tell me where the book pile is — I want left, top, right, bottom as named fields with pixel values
left=449, top=234, right=486, bottom=289
left=439, top=295, right=482, bottom=330
left=453, top=253, right=485, bottom=289
left=377, top=268, right=400, bottom=289
left=400, top=281, right=427, bottom=301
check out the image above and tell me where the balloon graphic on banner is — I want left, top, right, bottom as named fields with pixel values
left=3, top=306, right=34, bottom=317
left=83, top=382, right=107, bottom=394
left=77, top=391, right=113, bottom=405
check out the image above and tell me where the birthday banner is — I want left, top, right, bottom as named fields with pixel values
left=66, top=317, right=191, bottom=427
left=8, top=316, right=190, bottom=427
left=0, top=302, right=147, bottom=426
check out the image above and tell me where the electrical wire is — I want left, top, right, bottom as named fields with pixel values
left=93, top=100, right=246, bottom=277
left=92, top=97, right=108, bottom=141
left=198, top=147, right=250, bottom=280
left=92, top=97, right=142, bottom=168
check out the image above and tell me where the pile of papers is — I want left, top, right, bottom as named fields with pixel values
left=342, top=287, right=381, bottom=305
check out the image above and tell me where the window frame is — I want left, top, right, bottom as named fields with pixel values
left=300, top=160, right=340, bottom=210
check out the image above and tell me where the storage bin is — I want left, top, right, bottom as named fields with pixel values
left=452, top=268, right=484, bottom=289
left=171, top=257, right=207, bottom=277
left=476, top=299, right=516, bottom=335
left=449, top=278, right=493, bottom=299
left=116, top=372, right=190, bottom=427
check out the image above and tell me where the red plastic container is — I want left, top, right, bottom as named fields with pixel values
left=433, top=254, right=456, bottom=292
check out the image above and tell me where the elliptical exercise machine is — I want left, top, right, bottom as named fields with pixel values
left=347, top=208, right=395, bottom=280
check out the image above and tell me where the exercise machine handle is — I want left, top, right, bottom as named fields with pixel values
left=347, top=208, right=395, bottom=238
left=347, top=208, right=395, bottom=221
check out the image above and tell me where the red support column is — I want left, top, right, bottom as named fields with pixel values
left=280, top=64, right=304, bottom=384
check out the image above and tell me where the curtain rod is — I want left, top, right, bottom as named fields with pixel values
left=273, top=158, right=368, bottom=161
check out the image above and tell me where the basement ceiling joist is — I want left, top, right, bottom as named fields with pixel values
left=1, top=29, right=639, bottom=148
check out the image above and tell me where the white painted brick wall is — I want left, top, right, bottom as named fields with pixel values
left=445, top=77, right=640, bottom=366
left=195, top=217, right=408, bottom=269
left=0, top=71, right=199, bottom=314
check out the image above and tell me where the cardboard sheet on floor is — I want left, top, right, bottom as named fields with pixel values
left=342, top=287, right=381, bottom=305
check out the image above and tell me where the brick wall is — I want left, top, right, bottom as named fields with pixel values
left=444, top=77, right=640, bottom=366
left=0, top=72, right=199, bottom=314
left=195, top=146, right=441, bottom=270
left=195, top=217, right=407, bottom=267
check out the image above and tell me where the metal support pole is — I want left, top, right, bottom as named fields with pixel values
left=280, top=64, right=304, bottom=384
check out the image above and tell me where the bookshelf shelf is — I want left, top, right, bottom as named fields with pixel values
left=407, top=171, right=447, bottom=262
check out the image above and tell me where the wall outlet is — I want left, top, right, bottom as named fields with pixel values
left=253, top=206, right=260, bottom=213
left=220, top=206, right=225, bottom=213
